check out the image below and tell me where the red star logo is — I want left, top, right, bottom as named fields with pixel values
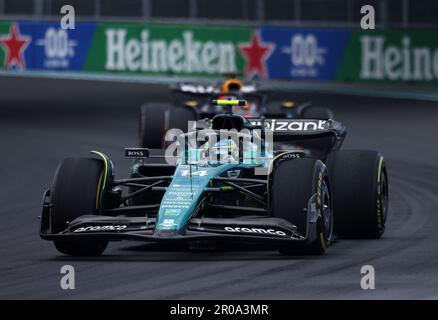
left=0, top=23, right=30, bottom=70
left=240, top=31, right=274, bottom=79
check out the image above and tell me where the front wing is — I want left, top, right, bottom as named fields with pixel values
left=40, top=210, right=317, bottom=245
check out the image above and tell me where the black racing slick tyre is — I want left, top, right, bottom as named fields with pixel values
left=51, top=157, right=108, bottom=256
left=271, top=158, right=333, bottom=255
left=139, top=103, right=197, bottom=148
left=326, top=150, right=388, bottom=238
left=139, top=103, right=173, bottom=148
left=300, top=106, right=334, bottom=120
left=173, top=107, right=197, bottom=131
left=164, top=106, right=197, bottom=146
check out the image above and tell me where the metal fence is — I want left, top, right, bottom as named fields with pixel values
left=0, top=0, right=437, bottom=28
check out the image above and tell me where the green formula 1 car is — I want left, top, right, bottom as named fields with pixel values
left=40, top=100, right=388, bottom=256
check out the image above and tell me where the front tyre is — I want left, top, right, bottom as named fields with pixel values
left=271, top=158, right=333, bottom=255
left=327, top=150, right=389, bottom=238
left=51, top=157, right=108, bottom=256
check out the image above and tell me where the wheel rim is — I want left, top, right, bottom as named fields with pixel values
left=321, top=180, right=333, bottom=241
left=380, top=171, right=389, bottom=224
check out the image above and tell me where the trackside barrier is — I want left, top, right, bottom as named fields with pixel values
left=1, top=21, right=438, bottom=83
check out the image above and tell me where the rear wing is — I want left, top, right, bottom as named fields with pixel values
left=170, top=83, right=218, bottom=96
left=170, top=82, right=257, bottom=96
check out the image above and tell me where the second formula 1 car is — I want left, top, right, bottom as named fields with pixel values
left=40, top=100, right=388, bottom=256
left=139, top=77, right=334, bottom=148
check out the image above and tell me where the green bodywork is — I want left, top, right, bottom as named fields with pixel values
left=155, top=161, right=264, bottom=233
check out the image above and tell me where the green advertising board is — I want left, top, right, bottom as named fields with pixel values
left=0, top=21, right=12, bottom=68
left=2, top=20, right=438, bottom=84
left=337, top=30, right=438, bottom=83
left=84, top=23, right=252, bottom=77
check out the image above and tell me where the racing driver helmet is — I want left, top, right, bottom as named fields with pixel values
left=221, top=79, right=243, bottom=94
left=209, top=139, right=239, bottom=163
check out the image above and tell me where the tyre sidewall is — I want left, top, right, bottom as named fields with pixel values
left=51, top=157, right=104, bottom=233
left=271, top=157, right=332, bottom=254
left=327, top=150, right=388, bottom=238
left=50, top=157, right=108, bottom=256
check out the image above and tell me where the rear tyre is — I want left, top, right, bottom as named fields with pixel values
left=51, top=157, right=108, bottom=256
left=326, top=150, right=388, bottom=238
left=300, top=106, right=334, bottom=119
left=265, top=102, right=288, bottom=118
left=139, top=103, right=173, bottom=148
left=271, top=158, right=333, bottom=255
left=139, top=103, right=197, bottom=148
left=165, top=106, right=197, bottom=146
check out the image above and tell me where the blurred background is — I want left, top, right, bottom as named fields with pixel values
left=1, top=0, right=438, bottom=87
left=0, top=0, right=437, bottom=28
left=0, top=0, right=437, bottom=86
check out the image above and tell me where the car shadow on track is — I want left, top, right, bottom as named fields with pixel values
left=42, top=242, right=331, bottom=262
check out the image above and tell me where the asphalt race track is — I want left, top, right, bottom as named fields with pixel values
left=1, top=76, right=438, bottom=299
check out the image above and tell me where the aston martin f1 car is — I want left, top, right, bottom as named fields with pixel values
left=139, top=77, right=334, bottom=148
left=40, top=100, right=388, bottom=256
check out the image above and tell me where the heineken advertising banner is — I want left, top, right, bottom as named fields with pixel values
left=337, top=30, right=438, bottom=82
left=84, top=23, right=250, bottom=76
left=260, top=27, right=351, bottom=80
left=0, top=21, right=95, bottom=71
left=1, top=20, right=438, bottom=83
